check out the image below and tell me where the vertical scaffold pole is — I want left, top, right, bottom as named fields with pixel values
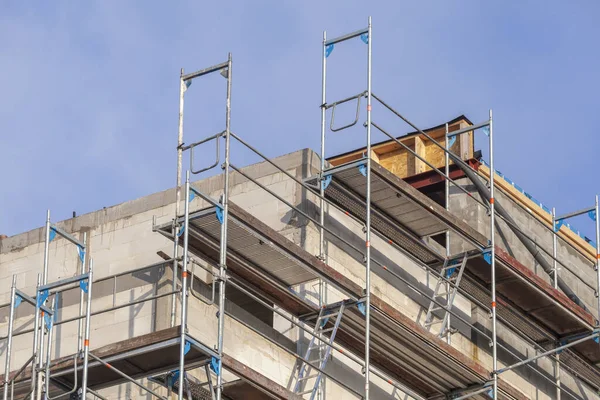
left=489, top=109, right=498, bottom=399
left=319, top=33, right=327, bottom=261
left=216, top=52, right=232, bottom=400
left=552, top=208, right=558, bottom=289
left=81, top=260, right=93, bottom=398
left=77, top=233, right=87, bottom=355
left=30, top=275, right=41, bottom=397
left=43, top=211, right=50, bottom=285
left=37, top=211, right=51, bottom=399
left=173, top=68, right=186, bottom=328
left=2, top=276, right=17, bottom=400
left=178, top=171, right=191, bottom=400
left=364, top=16, right=372, bottom=400
left=552, top=206, right=561, bottom=400
left=555, top=353, right=561, bottom=400
left=595, top=195, right=600, bottom=324
left=444, top=123, right=451, bottom=345
left=44, top=296, right=57, bottom=397
left=318, top=29, right=328, bottom=400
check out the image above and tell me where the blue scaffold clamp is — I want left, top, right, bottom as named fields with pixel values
left=321, top=175, right=332, bottom=190
left=77, top=245, right=85, bottom=263
left=177, top=224, right=186, bottom=237
left=189, top=191, right=196, bottom=203
left=49, top=228, right=57, bottom=242
left=482, top=249, right=492, bottom=265
left=184, top=340, right=191, bottom=355
left=554, top=219, right=564, bottom=232
left=447, top=135, right=457, bottom=148
left=358, top=164, right=367, bottom=177
left=360, top=33, right=369, bottom=44
left=446, top=267, right=456, bottom=279
left=357, top=301, right=366, bottom=316
left=589, top=210, right=597, bottom=222
left=320, top=316, right=330, bottom=328
left=80, top=278, right=89, bottom=293
left=184, top=79, right=192, bottom=89
left=486, top=389, right=493, bottom=398
left=37, top=289, right=49, bottom=308
left=14, top=295, right=22, bottom=309
left=482, top=126, right=490, bottom=137
left=210, top=356, right=221, bottom=374
left=215, top=205, right=224, bottom=224
left=325, top=44, right=334, bottom=58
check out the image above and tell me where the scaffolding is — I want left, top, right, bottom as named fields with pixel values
left=2, top=211, right=93, bottom=400
left=2, top=16, right=600, bottom=400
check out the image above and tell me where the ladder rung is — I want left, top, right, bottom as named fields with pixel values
left=424, top=319, right=443, bottom=327
left=298, top=373, right=318, bottom=382
left=320, top=327, right=335, bottom=333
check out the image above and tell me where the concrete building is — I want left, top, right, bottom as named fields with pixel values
left=1, top=24, right=600, bottom=399
left=1, top=110, right=599, bottom=400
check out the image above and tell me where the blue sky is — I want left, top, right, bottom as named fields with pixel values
left=1, top=1, right=599, bottom=239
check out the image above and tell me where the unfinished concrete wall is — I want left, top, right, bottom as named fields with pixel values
left=1, top=148, right=598, bottom=400
left=449, top=176, right=597, bottom=316
left=448, top=176, right=599, bottom=399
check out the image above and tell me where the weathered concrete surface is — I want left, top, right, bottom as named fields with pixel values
left=449, top=176, right=597, bottom=316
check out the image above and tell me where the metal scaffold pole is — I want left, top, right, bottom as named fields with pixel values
left=318, top=30, right=328, bottom=400
left=364, top=16, right=372, bottom=400
left=319, top=17, right=372, bottom=399
left=43, top=211, right=50, bottom=284
left=2, top=276, right=16, bottom=400
left=174, top=54, right=232, bottom=400
left=30, top=275, right=41, bottom=398
left=179, top=171, right=191, bottom=400
left=444, top=122, right=451, bottom=345
left=319, top=31, right=327, bottom=262
left=552, top=207, right=558, bottom=289
left=172, top=68, right=186, bottom=328
left=595, top=195, right=600, bottom=325
left=489, top=109, right=498, bottom=400
left=216, top=52, right=233, bottom=400
left=81, top=260, right=94, bottom=398
left=551, top=207, right=561, bottom=399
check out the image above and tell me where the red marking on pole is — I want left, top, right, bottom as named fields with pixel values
left=597, top=254, right=600, bottom=260
left=366, top=241, right=370, bottom=248
left=383, top=266, right=388, bottom=270
left=388, top=239, right=393, bottom=244
left=107, top=363, right=112, bottom=368
left=41, top=311, right=44, bottom=317
left=367, top=105, right=372, bottom=111
left=490, top=198, right=495, bottom=204
left=84, top=339, right=89, bottom=347
left=491, top=302, right=496, bottom=308
left=182, top=271, right=188, bottom=278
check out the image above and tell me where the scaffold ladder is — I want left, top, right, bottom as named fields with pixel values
left=294, top=301, right=346, bottom=399
left=423, top=253, right=468, bottom=338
